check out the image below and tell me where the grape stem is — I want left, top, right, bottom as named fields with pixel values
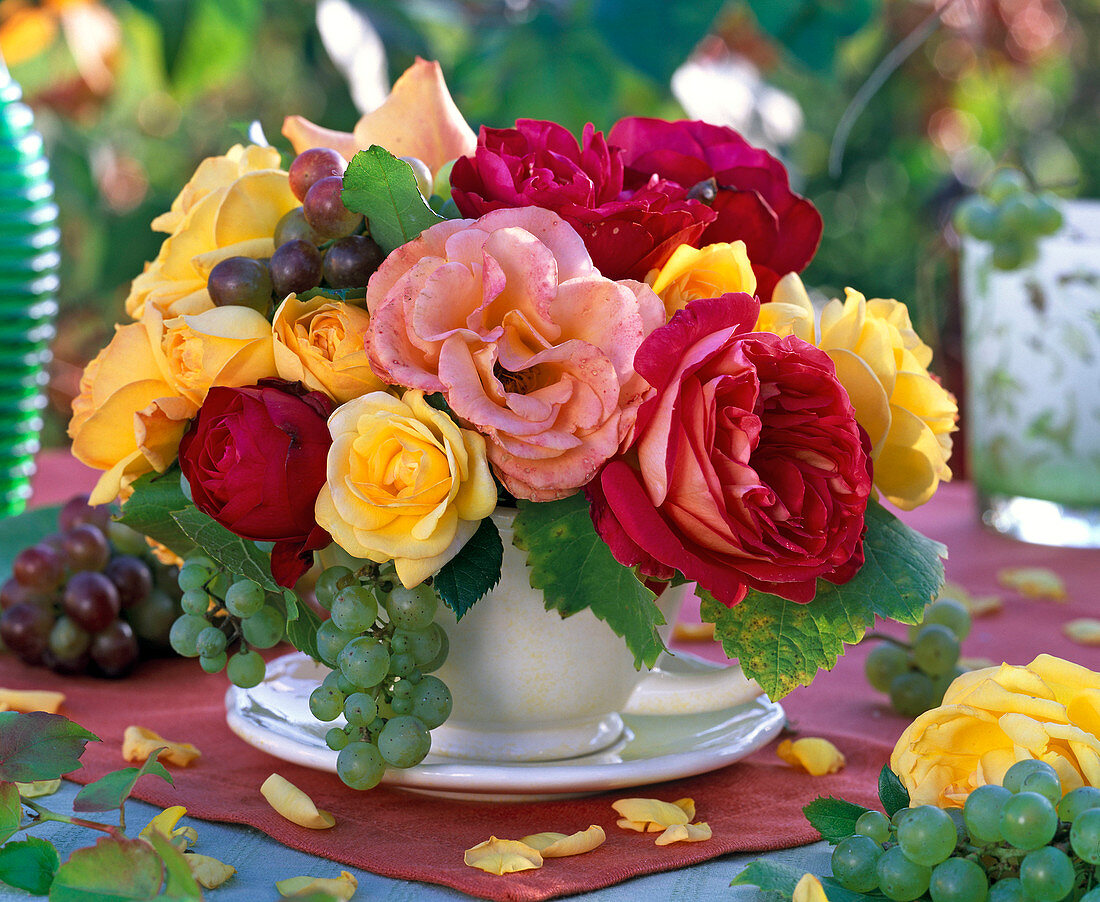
left=23, top=798, right=123, bottom=838
left=863, top=631, right=910, bottom=649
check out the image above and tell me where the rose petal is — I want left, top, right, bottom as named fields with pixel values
left=0, top=689, right=64, bottom=713
left=1066, top=620, right=1100, bottom=647
left=260, top=774, right=336, bottom=829
left=793, top=873, right=831, bottom=902
left=997, top=567, right=1067, bottom=600
left=140, top=804, right=198, bottom=851
left=654, top=822, right=712, bottom=845
left=122, top=726, right=201, bottom=767
left=276, top=871, right=357, bottom=900
left=463, top=837, right=543, bottom=875
left=187, top=854, right=237, bottom=890
left=777, top=738, right=847, bottom=776
left=611, top=797, right=691, bottom=830
left=519, top=825, right=605, bottom=857
left=672, top=621, right=715, bottom=642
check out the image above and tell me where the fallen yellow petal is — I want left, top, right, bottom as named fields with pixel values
left=616, top=818, right=648, bottom=832
left=997, top=567, right=1067, bottom=600
left=793, top=872, right=830, bottom=902
left=0, top=689, right=64, bottom=713
left=139, top=805, right=197, bottom=850
left=519, top=825, right=605, bottom=857
left=463, top=837, right=543, bottom=875
left=671, top=621, right=715, bottom=642
left=777, top=738, right=846, bottom=776
left=260, top=774, right=335, bottom=829
left=611, top=797, right=691, bottom=830
left=654, top=822, right=712, bottom=846
left=187, top=853, right=237, bottom=890
left=276, top=871, right=357, bottom=899
left=672, top=798, right=695, bottom=820
left=15, top=780, right=60, bottom=798
left=1065, top=619, right=1100, bottom=646
left=122, top=726, right=201, bottom=767
left=942, top=582, right=1002, bottom=617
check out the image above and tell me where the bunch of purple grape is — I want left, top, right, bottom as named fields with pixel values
left=0, top=496, right=182, bottom=677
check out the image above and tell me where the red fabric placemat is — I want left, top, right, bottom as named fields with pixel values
left=14, top=455, right=1100, bottom=900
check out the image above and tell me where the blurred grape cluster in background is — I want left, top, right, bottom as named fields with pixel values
left=2, top=0, right=1096, bottom=446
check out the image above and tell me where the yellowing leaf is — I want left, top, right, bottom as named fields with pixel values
left=187, top=853, right=236, bottom=889
left=776, top=738, right=846, bottom=776
left=463, top=837, right=543, bottom=875
left=997, top=567, right=1066, bottom=600
left=15, top=779, right=60, bottom=798
left=0, top=689, right=64, bottom=713
left=654, top=822, right=712, bottom=845
left=260, top=774, right=335, bottom=829
left=793, top=872, right=830, bottom=902
left=519, top=825, right=605, bottom=857
left=122, top=726, right=201, bottom=767
left=276, top=870, right=357, bottom=899
left=1065, top=619, right=1100, bottom=646
left=611, top=797, right=691, bottom=831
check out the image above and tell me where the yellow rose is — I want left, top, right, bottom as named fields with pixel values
left=126, top=144, right=298, bottom=320
left=757, top=274, right=958, bottom=510
left=315, top=390, right=497, bottom=588
left=272, top=296, right=387, bottom=403
left=891, top=654, right=1100, bottom=807
left=646, top=241, right=757, bottom=319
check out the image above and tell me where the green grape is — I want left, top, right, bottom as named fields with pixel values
left=309, top=684, right=345, bottom=722
left=986, top=168, right=1029, bottom=203
left=929, top=858, right=988, bottom=902
left=195, top=626, right=227, bottom=657
left=224, top=579, right=265, bottom=618
left=384, top=584, right=438, bottom=631
left=391, top=697, right=413, bottom=714
left=991, top=239, right=1038, bottom=271
left=964, top=784, right=1011, bottom=843
left=876, top=845, right=932, bottom=902
left=326, top=727, right=349, bottom=751
left=866, top=643, right=910, bottom=693
left=897, top=805, right=957, bottom=866
left=208, top=571, right=232, bottom=599
left=108, top=521, right=150, bottom=556
left=177, top=562, right=212, bottom=592
left=1071, top=808, right=1100, bottom=864
left=1058, top=785, right=1100, bottom=822
left=831, top=834, right=882, bottom=893
left=911, top=624, right=960, bottom=678
left=392, top=679, right=413, bottom=699
left=932, top=667, right=966, bottom=706
left=336, top=741, right=387, bottom=790
left=953, top=196, right=998, bottom=241
left=1081, top=889, right=1100, bottom=902
left=1032, top=193, right=1063, bottom=236
left=339, top=637, right=390, bottom=688
left=854, top=810, right=891, bottom=843
left=1003, top=760, right=1059, bottom=794
left=1019, top=847, right=1074, bottom=902
left=999, top=194, right=1038, bottom=235
left=377, top=715, right=431, bottom=768
left=240, top=605, right=285, bottom=649
left=923, top=598, right=971, bottom=640
left=987, top=878, right=1025, bottom=902
left=169, top=613, right=209, bottom=658
left=409, top=675, right=452, bottom=729
left=890, top=671, right=937, bottom=717
left=1018, top=769, right=1061, bottom=806
left=368, top=715, right=387, bottom=734
left=226, top=649, right=266, bottom=688
left=199, top=651, right=227, bottom=674
left=317, top=619, right=354, bottom=667
left=180, top=589, right=210, bottom=616
left=1000, top=791, right=1057, bottom=850
left=395, top=625, right=445, bottom=667
left=331, top=585, right=378, bottom=634
left=390, top=634, right=409, bottom=655
left=343, top=692, right=378, bottom=726
left=891, top=807, right=915, bottom=829
left=315, top=566, right=354, bottom=611
left=418, top=627, right=449, bottom=674
left=388, top=651, right=416, bottom=678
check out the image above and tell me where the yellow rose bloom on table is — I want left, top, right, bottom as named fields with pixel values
left=646, top=241, right=757, bottom=319
left=891, top=654, right=1100, bottom=807
left=315, top=390, right=497, bottom=588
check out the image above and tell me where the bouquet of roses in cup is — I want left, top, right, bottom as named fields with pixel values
left=68, top=59, right=956, bottom=790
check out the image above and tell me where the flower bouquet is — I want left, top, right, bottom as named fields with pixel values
left=68, top=58, right=957, bottom=790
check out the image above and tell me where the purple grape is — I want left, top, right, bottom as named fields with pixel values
left=63, top=571, right=121, bottom=633
left=62, top=524, right=111, bottom=572
left=105, top=555, right=153, bottom=609
left=270, top=239, right=323, bottom=299
left=303, top=176, right=362, bottom=239
left=13, top=543, right=64, bottom=590
left=289, top=147, right=347, bottom=201
left=323, top=235, right=385, bottom=289
left=274, top=206, right=321, bottom=247
left=90, top=620, right=139, bottom=677
left=59, top=495, right=110, bottom=533
left=0, top=576, right=52, bottom=611
left=206, top=256, right=273, bottom=313
left=0, top=602, right=54, bottom=664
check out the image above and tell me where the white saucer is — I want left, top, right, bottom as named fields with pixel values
left=226, top=652, right=786, bottom=801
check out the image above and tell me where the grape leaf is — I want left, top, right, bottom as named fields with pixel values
left=512, top=496, right=666, bottom=669
left=116, top=469, right=196, bottom=558
left=802, top=796, right=869, bottom=844
left=341, top=146, right=444, bottom=253
left=72, top=755, right=172, bottom=814
left=433, top=517, right=503, bottom=620
left=0, top=713, right=98, bottom=782
left=296, top=285, right=366, bottom=305
left=701, top=500, right=946, bottom=699
left=170, top=507, right=281, bottom=595
left=0, top=782, right=21, bottom=846
left=731, top=859, right=882, bottom=902
left=879, top=765, right=910, bottom=816
left=0, top=836, right=59, bottom=895
left=143, top=832, right=202, bottom=899
left=49, top=837, right=164, bottom=902
left=284, top=596, right=323, bottom=662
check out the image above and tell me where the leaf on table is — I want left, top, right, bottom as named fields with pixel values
left=143, top=832, right=203, bottom=898
left=117, top=469, right=196, bottom=559
left=341, top=146, right=444, bottom=253
left=802, top=796, right=869, bottom=844
left=433, top=516, right=502, bottom=620
left=0, top=712, right=98, bottom=782
left=878, top=764, right=910, bottom=816
left=0, top=836, right=59, bottom=895
left=513, top=495, right=666, bottom=669
left=73, top=755, right=173, bottom=814
left=48, top=837, right=165, bottom=902
left=171, top=507, right=283, bottom=596
left=0, top=782, right=22, bottom=846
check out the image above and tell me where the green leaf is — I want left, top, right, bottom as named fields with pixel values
left=170, top=507, right=281, bottom=595
left=341, top=146, right=444, bottom=253
left=702, top=500, right=946, bottom=699
left=802, top=796, right=869, bottom=844
left=170, top=0, right=261, bottom=101
left=433, top=517, right=503, bottom=620
left=0, top=505, right=60, bottom=580
left=143, top=832, right=202, bottom=899
left=72, top=756, right=172, bottom=814
left=747, top=0, right=879, bottom=71
left=0, top=713, right=98, bottom=782
left=117, top=469, right=196, bottom=559
left=730, top=859, right=803, bottom=900
left=512, top=496, right=666, bottom=669
left=48, top=837, right=164, bottom=901
left=0, top=836, right=59, bottom=894
left=295, top=285, right=367, bottom=305
left=285, top=596, right=323, bottom=662
left=879, top=765, right=910, bottom=816
left=0, top=782, right=22, bottom=846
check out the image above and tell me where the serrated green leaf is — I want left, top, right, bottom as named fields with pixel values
left=0, top=836, right=59, bottom=894
left=0, top=505, right=60, bottom=580
left=285, top=597, right=323, bottom=662
left=73, top=755, right=172, bottom=814
left=295, top=285, right=366, bottom=305
left=730, top=859, right=803, bottom=900
left=0, top=782, right=21, bottom=846
left=48, top=837, right=164, bottom=901
left=803, top=796, right=869, bottom=844
left=143, top=832, right=202, bottom=899
left=0, top=713, right=98, bottom=782
left=879, top=765, right=909, bottom=816
left=341, top=146, right=444, bottom=253
left=170, top=507, right=281, bottom=595
left=433, top=517, right=503, bottom=620
left=820, top=876, right=889, bottom=902
left=117, top=469, right=196, bottom=558
left=512, top=496, right=665, bottom=669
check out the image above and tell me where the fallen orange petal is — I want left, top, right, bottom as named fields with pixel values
left=122, top=726, right=201, bottom=767
left=463, top=837, right=543, bottom=875
left=0, top=689, right=64, bottom=713
left=520, top=825, right=605, bottom=857
left=654, top=822, right=712, bottom=845
left=260, top=774, right=335, bottom=829
left=777, top=738, right=846, bottom=776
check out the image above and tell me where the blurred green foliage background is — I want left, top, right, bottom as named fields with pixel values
left=3, top=0, right=1097, bottom=443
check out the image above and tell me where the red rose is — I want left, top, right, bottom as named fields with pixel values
left=450, top=119, right=714, bottom=281
left=178, top=379, right=335, bottom=588
left=588, top=294, right=871, bottom=606
left=607, top=118, right=823, bottom=300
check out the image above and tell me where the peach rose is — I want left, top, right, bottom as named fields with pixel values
left=272, top=296, right=386, bottom=403
left=646, top=241, right=757, bottom=319
left=314, top=390, right=497, bottom=588
left=366, top=207, right=665, bottom=501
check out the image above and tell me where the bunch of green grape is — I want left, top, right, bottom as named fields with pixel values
left=831, top=760, right=1100, bottom=902
left=953, top=168, right=1064, bottom=271
left=308, top=564, right=452, bottom=791
left=864, top=598, right=972, bottom=717
left=167, top=556, right=280, bottom=689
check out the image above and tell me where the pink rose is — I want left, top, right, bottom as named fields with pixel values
left=588, top=294, right=871, bottom=605
left=366, top=207, right=665, bottom=501
left=607, top=118, right=823, bottom=300
left=449, top=119, right=714, bottom=281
